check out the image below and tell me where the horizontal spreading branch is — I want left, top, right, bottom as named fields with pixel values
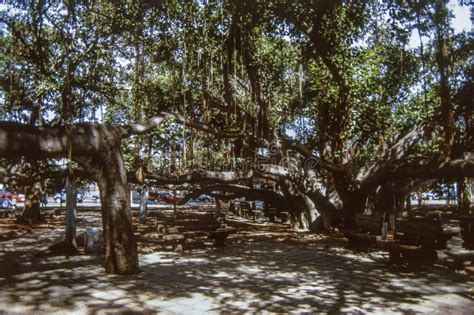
left=143, top=169, right=256, bottom=185
left=281, top=139, right=346, bottom=174
left=389, top=159, right=474, bottom=180
left=0, top=122, right=123, bottom=158
left=0, top=167, right=88, bottom=186
left=179, top=183, right=286, bottom=206
left=177, top=189, right=238, bottom=204
left=0, top=113, right=242, bottom=160
left=126, top=112, right=244, bottom=138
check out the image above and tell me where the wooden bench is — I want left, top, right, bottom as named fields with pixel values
left=230, top=201, right=264, bottom=221
left=395, top=217, right=458, bottom=249
left=344, top=213, right=439, bottom=266
left=229, top=201, right=240, bottom=215
left=263, top=206, right=289, bottom=223
left=379, top=241, right=438, bottom=266
left=344, top=213, right=387, bottom=248
left=156, top=211, right=235, bottom=249
left=264, top=206, right=276, bottom=222
left=230, top=201, right=248, bottom=218
left=239, top=201, right=252, bottom=219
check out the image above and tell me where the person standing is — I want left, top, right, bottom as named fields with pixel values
left=41, top=192, right=48, bottom=207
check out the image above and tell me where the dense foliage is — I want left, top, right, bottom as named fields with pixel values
left=0, top=0, right=472, bottom=226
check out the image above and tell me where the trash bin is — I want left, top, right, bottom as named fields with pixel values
left=85, top=227, right=102, bottom=254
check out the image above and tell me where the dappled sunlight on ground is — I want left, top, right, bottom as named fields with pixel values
left=0, top=209, right=473, bottom=313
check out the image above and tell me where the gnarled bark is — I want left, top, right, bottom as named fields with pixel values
left=76, top=137, right=139, bottom=275
left=1, top=122, right=139, bottom=275
left=64, top=174, right=78, bottom=250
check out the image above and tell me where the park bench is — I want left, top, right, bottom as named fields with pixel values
left=156, top=211, right=235, bottom=250
left=344, top=212, right=439, bottom=266
left=343, top=213, right=388, bottom=247
left=263, top=205, right=289, bottom=223
left=245, top=201, right=264, bottom=221
left=230, top=201, right=264, bottom=221
left=239, top=201, right=252, bottom=219
left=395, top=216, right=458, bottom=249
left=229, top=201, right=242, bottom=216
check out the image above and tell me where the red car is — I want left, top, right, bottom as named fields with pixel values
left=0, top=189, right=25, bottom=203
left=148, top=191, right=178, bottom=203
left=0, top=189, right=13, bottom=199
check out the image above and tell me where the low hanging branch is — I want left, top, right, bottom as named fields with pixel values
left=143, top=169, right=256, bottom=185
left=178, top=183, right=287, bottom=205
left=0, top=167, right=88, bottom=187
left=134, top=165, right=285, bottom=189
left=388, top=159, right=474, bottom=180
left=0, top=112, right=244, bottom=158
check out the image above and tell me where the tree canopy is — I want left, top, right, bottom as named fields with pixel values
left=0, top=0, right=472, bottom=274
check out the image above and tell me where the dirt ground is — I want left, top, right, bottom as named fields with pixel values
left=1, top=206, right=473, bottom=314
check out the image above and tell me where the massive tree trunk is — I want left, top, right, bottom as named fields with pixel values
left=39, top=174, right=80, bottom=256
left=300, top=194, right=322, bottom=232
left=77, top=142, right=139, bottom=275
left=1, top=123, right=140, bottom=274
left=328, top=171, right=368, bottom=229
left=373, top=182, right=408, bottom=230
left=433, top=0, right=454, bottom=161
left=458, top=178, right=472, bottom=215
left=64, top=174, right=77, bottom=248
left=339, top=191, right=367, bottom=228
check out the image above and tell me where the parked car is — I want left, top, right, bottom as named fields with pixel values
left=0, top=198, right=16, bottom=216
left=131, top=191, right=163, bottom=204
left=0, top=189, right=13, bottom=199
left=91, top=193, right=100, bottom=202
left=53, top=190, right=84, bottom=204
left=0, top=189, right=25, bottom=203
left=254, top=200, right=264, bottom=209
left=149, top=191, right=177, bottom=203
left=196, top=194, right=212, bottom=203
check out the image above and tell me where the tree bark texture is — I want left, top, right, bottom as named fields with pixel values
left=65, top=174, right=77, bottom=247
left=1, top=122, right=139, bottom=275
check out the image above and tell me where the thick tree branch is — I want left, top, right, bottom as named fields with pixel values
left=357, top=124, right=428, bottom=189
left=388, top=159, right=474, bottom=180
left=143, top=169, right=256, bottom=185
left=126, top=112, right=244, bottom=138
left=0, top=122, right=121, bottom=158
left=0, top=167, right=88, bottom=187
left=180, top=183, right=286, bottom=205
left=281, top=139, right=346, bottom=173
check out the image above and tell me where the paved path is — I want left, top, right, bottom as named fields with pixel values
left=0, top=213, right=473, bottom=314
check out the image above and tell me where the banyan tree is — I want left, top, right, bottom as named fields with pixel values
left=0, top=0, right=472, bottom=274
